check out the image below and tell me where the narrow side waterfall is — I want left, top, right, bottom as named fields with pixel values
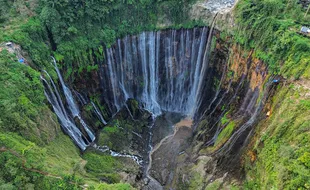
left=91, top=102, right=107, bottom=125
left=41, top=58, right=95, bottom=150
left=100, top=27, right=212, bottom=115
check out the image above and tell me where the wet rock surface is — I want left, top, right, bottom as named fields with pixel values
left=203, top=0, right=235, bottom=13
left=189, top=0, right=237, bottom=31
left=149, top=118, right=193, bottom=187
left=97, top=99, right=152, bottom=158
left=151, top=112, right=183, bottom=146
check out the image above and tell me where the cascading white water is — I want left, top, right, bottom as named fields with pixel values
left=194, top=13, right=218, bottom=114
left=100, top=27, right=212, bottom=116
left=73, top=90, right=88, bottom=105
left=42, top=27, right=216, bottom=155
left=41, top=75, right=88, bottom=150
left=91, top=102, right=107, bottom=125
left=50, top=57, right=95, bottom=142
left=41, top=58, right=96, bottom=150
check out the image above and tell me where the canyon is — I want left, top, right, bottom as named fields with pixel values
left=0, top=0, right=309, bottom=189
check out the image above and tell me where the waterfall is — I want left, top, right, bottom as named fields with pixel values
left=42, top=27, right=215, bottom=150
left=73, top=90, right=88, bottom=105
left=91, top=102, right=107, bottom=125
left=41, top=58, right=96, bottom=150
left=100, top=27, right=212, bottom=116
left=212, top=78, right=274, bottom=156
left=194, top=13, right=218, bottom=114
left=41, top=75, right=87, bottom=150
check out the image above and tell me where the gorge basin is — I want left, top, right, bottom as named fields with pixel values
left=42, top=25, right=269, bottom=189
left=3, top=0, right=310, bottom=189
left=42, top=26, right=219, bottom=187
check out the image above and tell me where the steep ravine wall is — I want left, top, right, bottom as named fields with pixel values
left=41, top=9, right=310, bottom=188
left=142, top=30, right=277, bottom=189
left=64, top=27, right=279, bottom=189
left=2, top=0, right=310, bottom=189
left=6, top=17, right=306, bottom=190
left=11, top=1, right=306, bottom=188
left=156, top=33, right=310, bottom=190
left=243, top=81, right=310, bottom=189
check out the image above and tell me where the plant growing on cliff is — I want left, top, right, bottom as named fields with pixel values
left=244, top=84, right=310, bottom=189
left=235, top=0, right=310, bottom=78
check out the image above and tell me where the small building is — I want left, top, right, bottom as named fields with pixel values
left=301, top=26, right=310, bottom=34
left=5, top=42, right=12, bottom=46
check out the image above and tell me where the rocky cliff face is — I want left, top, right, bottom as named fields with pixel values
left=63, top=26, right=278, bottom=189
left=72, top=27, right=222, bottom=118
left=141, top=30, right=276, bottom=189
left=189, top=0, right=237, bottom=32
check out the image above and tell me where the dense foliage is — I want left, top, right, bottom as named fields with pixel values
left=0, top=50, right=53, bottom=144
left=234, top=0, right=310, bottom=79
left=244, top=84, right=310, bottom=189
left=1, top=0, right=200, bottom=74
left=39, top=0, right=196, bottom=43
left=39, top=0, right=199, bottom=77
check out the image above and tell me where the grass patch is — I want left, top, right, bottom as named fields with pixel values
left=83, top=151, right=122, bottom=175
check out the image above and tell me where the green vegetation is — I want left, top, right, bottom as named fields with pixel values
left=0, top=43, right=135, bottom=189
left=215, top=121, right=236, bottom=146
left=0, top=0, right=201, bottom=188
left=84, top=150, right=122, bottom=174
left=98, top=120, right=128, bottom=151
left=0, top=131, right=84, bottom=189
left=220, top=112, right=230, bottom=125
left=1, top=0, right=310, bottom=189
left=188, top=172, right=204, bottom=190
left=83, top=150, right=123, bottom=184
left=82, top=148, right=140, bottom=187
left=0, top=122, right=134, bottom=189
left=205, top=179, right=223, bottom=190
left=95, top=183, right=133, bottom=190
left=98, top=111, right=149, bottom=152
left=234, top=0, right=310, bottom=79
left=0, top=0, right=52, bottom=69
left=0, top=33, right=87, bottom=188
left=0, top=49, right=55, bottom=145
left=244, top=84, right=310, bottom=189
left=1, top=0, right=201, bottom=76
left=96, top=183, right=133, bottom=190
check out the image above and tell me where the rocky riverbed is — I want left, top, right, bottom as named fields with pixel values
left=146, top=118, right=193, bottom=189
